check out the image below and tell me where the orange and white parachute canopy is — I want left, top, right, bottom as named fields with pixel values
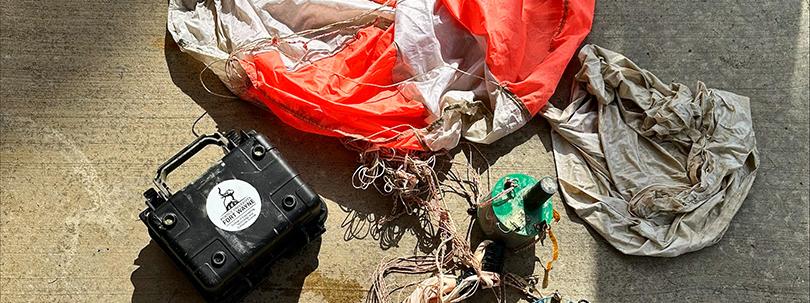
left=168, top=0, right=594, bottom=152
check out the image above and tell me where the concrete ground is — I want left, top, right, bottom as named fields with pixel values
left=1, top=0, right=808, bottom=302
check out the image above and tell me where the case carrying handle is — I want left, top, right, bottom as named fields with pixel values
left=153, top=132, right=233, bottom=197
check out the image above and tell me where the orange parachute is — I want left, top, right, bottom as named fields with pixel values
left=169, top=0, right=594, bottom=151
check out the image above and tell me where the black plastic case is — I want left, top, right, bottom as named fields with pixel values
left=139, top=130, right=327, bottom=302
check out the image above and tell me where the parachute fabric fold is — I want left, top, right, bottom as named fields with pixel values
left=236, top=25, right=430, bottom=151
left=440, top=0, right=595, bottom=115
left=543, top=45, right=759, bottom=257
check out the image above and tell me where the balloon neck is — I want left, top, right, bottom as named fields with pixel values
left=523, top=181, right=553, bottom=209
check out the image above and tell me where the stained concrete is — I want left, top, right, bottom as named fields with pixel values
left=1, top=0, right=808, bottom=302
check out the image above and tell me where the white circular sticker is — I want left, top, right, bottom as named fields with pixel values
left=206, top=179, right=261, bottom=232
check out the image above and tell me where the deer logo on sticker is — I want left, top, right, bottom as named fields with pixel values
left=206, top=179, right=261, bottom=232
left=219, top=188, right=238, bottom=211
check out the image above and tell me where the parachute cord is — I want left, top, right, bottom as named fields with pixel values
left=199, top=58, right=239, bottom=99
left=345, top=124, right=421, bottom=144
left=190, top=111, right=210, bottom=138
left=302, top=58, right=506, bottom=93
